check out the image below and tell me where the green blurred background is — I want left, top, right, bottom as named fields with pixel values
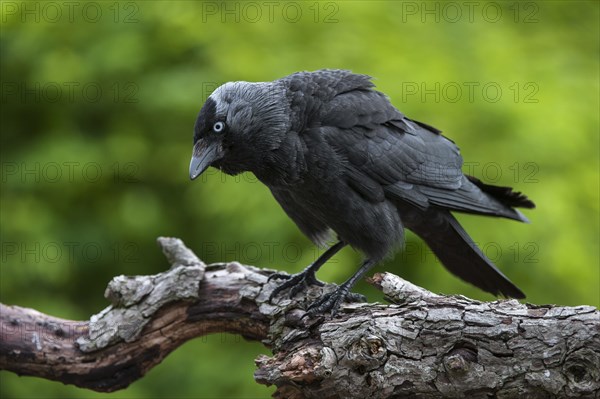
left=1, top=1, right=598, bottom=397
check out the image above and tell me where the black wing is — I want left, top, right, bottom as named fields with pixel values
left=311, top=78, right=528, bottom=221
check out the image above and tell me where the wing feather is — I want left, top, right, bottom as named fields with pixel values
left=286, top=71, right=529, bottom=219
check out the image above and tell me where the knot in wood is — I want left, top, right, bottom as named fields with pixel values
left=563, top=348, right=600, bottom=394
left=361, top=335, right=386, bottom=358
left=345, top=334, right=387, bottom=373
left=282, top=347, right=322, bottom=384
left=443, top=346, right=478, bottom=375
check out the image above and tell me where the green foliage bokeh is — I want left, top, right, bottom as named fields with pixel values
left=1, top=1, right=598, bottom=398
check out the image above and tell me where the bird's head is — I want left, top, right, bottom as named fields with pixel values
left=189, top=81, right=290, bottom=180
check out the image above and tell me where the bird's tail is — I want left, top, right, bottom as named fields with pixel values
left=405, top=207, right=525, bottom=298
left=466, top=175, right=536, bottom=222
left=415, top=176, right=535, bottom=224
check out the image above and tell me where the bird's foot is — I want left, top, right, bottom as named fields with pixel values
left=268, top=269, right=324, bottom=301
left=303, top=286, right=367, bottom=318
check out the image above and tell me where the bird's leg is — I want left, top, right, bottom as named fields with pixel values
left=304, top=258, right=376, bottom=318
left=268, top=241, right=346, bottom=300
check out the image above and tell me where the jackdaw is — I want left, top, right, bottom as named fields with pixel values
left=189, top=69, right=535, bottom=315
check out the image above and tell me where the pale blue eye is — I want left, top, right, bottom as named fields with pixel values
left=213, top=121, right=225, bottom=133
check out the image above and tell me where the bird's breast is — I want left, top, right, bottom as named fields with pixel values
left=274, top=177, right=404, bottom=261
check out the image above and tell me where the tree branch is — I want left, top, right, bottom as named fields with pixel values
left=1, top=237, right=598, bottom=398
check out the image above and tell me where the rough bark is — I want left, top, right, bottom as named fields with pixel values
left=1, top=237, right=598, bottom=398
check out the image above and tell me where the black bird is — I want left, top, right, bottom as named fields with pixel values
left=189, top=69, right=535, bottom=315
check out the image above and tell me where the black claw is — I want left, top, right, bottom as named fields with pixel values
left=302, top=286, right=366, bottom=319
left=267, top=271, right=290, bottom=283
left=345, top=292, right=367, bottom=303
left=268, top=242, right=347, bottom=303
left=268, top=270, right=323, bottom=302
left=304, top=273, right=324, bottom=287
left=288, top=282, right=306, bottom=298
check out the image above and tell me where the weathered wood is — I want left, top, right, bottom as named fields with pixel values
left=1, top=237, right=598, bottom=398
left=0, top=238, right=270, bottom=391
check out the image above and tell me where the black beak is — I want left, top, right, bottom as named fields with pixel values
left=189, top=140, right=222, bottom=180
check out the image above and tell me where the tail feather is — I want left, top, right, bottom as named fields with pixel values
left=403, top=206, right=525, bottom=299
left=466, top=175, right=536, bottom=210
left=416, top=176, right=535, bottom=223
